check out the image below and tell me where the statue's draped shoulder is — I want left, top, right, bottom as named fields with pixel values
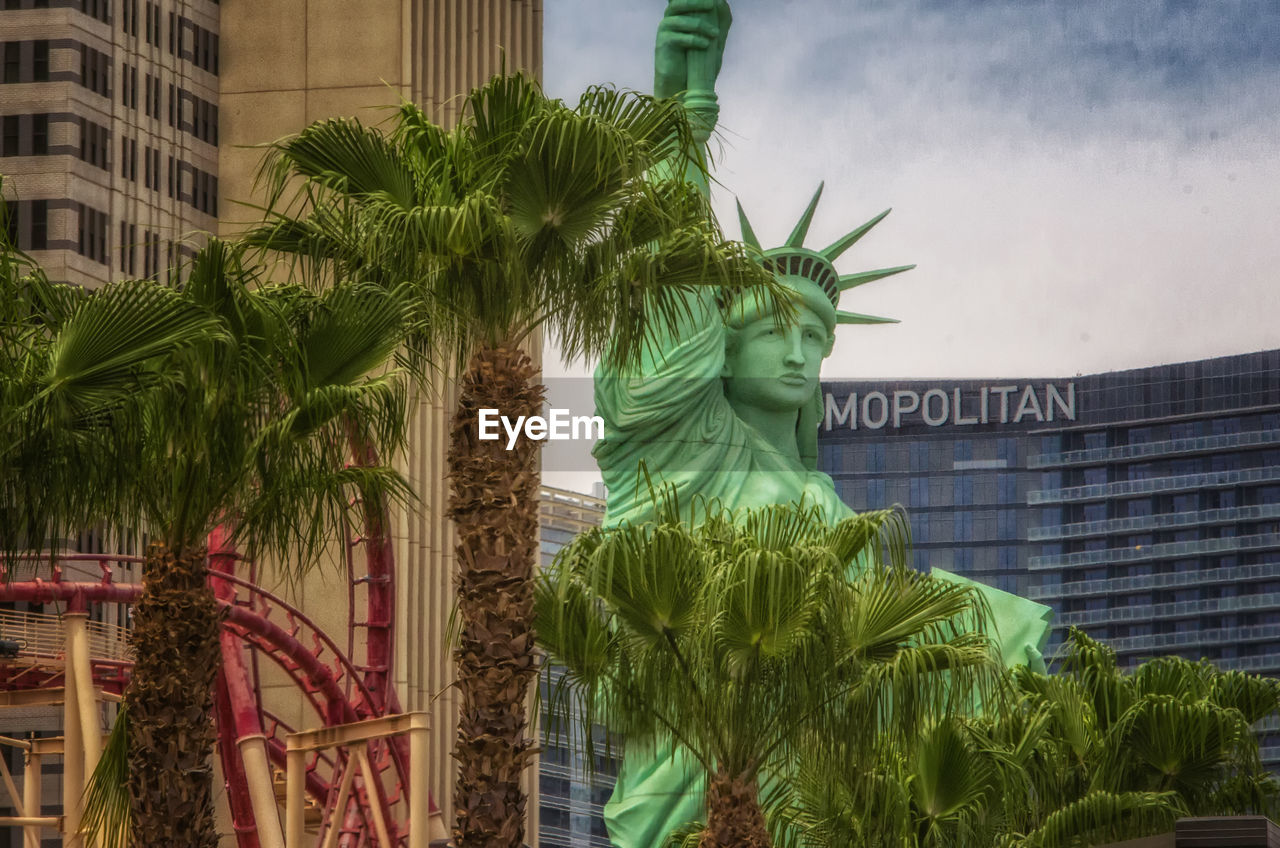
left=592, top=310, right=851, bottom=529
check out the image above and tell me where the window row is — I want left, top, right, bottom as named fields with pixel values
left=144, top=72, right=160, bottom=117
left=143, top=1, right=161, bottom=46
left=3, top=199, right=50, bottom=251
left=832, top=437, right=1024, bottom=475
left=119, top=226, right=189, bottom=282
left=169, top=12, right=217, bottom=74
left=120, top=61, right=137, bottom=108
left=14, top=0, right=113, bottom=20
left=119, top=0, right=220, bottom=73
left=118, top=139, right=215, bottom=208
left=2, top=40, right=51, bottom=84
left=79, top=117, right=109, bottom=169
left=173, top=160, right=217, bottom=215
left=135, top=153, right=220, bottom=214
left=119, top=0, right=137, bottom=36
left=120, top=135, right=136, bottom=179
left=141, top=144, right=160, bottom=188
left=119, top=64, right=217, bottom=147
left=902, top=474, right=1020, bottom=508
left=80, top=44, right=111, bottom=96
left=1, top=113, right=50, bottom=157
left=80, top=0, right=110, bottom=23
left=139, top=229, right=160, bottom=278
left=906, top=509, right=1022, bottom=544
left=0, top=0, right=105, bottom=10
left=77, top=203, right=108, bottom=265
left=169, top=85, right=217, bottom=144
left=2, top=199, right=115, bottom=264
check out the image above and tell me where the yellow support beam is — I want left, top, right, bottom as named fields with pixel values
left=283, top=712, right=431, bottom=848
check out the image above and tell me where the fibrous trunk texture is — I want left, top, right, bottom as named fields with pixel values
left=125, top=541, right=223, bottom=848
left=701, top=767, right=772, bottom=848
left=449, top=344, right=545, bottom=848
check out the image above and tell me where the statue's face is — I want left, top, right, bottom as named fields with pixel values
left=722, top=301, right=831, bottom=413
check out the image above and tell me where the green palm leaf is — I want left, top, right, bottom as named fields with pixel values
left=79, top=703, right=131, bottom=848
left=275, top=117, right=419, bottom=206
left=1020, top=790, right=1182, bottom=848
left=44, top=279, right=224, bottom=416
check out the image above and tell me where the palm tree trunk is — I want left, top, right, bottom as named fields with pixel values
left=125, top=540, right=223, bottom=847
left=702, top=767, right=772, bottom=848
left=448, top=343, right=545, bottom=848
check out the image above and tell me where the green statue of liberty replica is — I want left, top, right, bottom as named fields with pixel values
left=591, top=2, right=1053, bottom=845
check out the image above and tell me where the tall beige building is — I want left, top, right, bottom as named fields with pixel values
left=215, top=1, right=542, bottom=834
left=2, top=0, right=220, bottom=289
left=2, top=0, right=543, bottom=839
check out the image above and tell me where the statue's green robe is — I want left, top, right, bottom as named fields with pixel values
left=592, top=311, right=1053, bottom=848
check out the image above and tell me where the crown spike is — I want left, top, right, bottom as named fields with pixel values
left=822, top=208, right=892, bottom=262
left=838, top=264, right=916, bottom=291
left=836, top=310, right=900, bottom=325
left=735, top=198, right=762, bottom=251
left=785, top=182, right=825, bottom=248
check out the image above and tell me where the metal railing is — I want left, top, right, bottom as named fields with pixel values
left=0, top=608, right=131, bottom=662
left=1032, top=428, right=1280, bottom=468
left=1029, top=502, right=1280, bottom=542
left=1029, top=561, right=1280, bottom=600
left=1056, top=592, right=1280, bottom=627
left=1029, top=466, right=1280, bottom=505
left=541, top=487, right=606, bottom=535
left=1097, top=622, right=1280, bottom=654
left=1028, top=532, right=1280, bottom=570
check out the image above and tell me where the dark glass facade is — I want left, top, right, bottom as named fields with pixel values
left=819, top=349, right=1280, bottom=764
left=538, top=489, right=617, bottom=848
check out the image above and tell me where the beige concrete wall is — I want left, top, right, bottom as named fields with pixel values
left=216, top=1, right=543, bottom=837
left=217, top=0, right=542, bottom=231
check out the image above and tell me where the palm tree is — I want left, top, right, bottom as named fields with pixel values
left=7, top=238, right=412, bottom=846
left=1, top=188, right=218, bottom=563
left=535, top=492, right=999, bottom=848
left=1015, top=630, right=1280, bottom=842
left=248, top=71, right=775, bottom=847
left=789, top=628, right=1280, bottom=848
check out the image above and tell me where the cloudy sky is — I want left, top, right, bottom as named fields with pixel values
left=538, top=0, right=1280, bottom=487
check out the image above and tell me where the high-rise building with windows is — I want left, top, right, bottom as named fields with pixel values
left=819, top=348, right=1280, bottom=765
left=2, top=1, right=544, bottom=841
left=1, top=0, right=220, bottom=289
left=538, top=486, right=618, bottom=848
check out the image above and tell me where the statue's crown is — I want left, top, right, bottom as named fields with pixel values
left=737, top=183, right=914, bottom=326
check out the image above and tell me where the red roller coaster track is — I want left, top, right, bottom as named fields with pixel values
left=0, top=466, right=434, bottom=846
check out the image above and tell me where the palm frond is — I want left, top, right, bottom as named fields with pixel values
left=80, top=704, right=132, bottom=848
left=249, top=71, right=779, bottom=382
left=43, top=279, right=225, bottom=416
left=277, top=117, right=419, bottom=206
left=1020, top=790, right=1182, bottom=848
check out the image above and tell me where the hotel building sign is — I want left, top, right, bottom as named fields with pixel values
left=823, top=383, right=1078, bottom=431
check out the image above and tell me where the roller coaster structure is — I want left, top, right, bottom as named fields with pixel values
left=0, top=487, right=440, bottom=846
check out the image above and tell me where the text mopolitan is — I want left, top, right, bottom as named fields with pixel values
left=823, top=383, right=1077, bottom=431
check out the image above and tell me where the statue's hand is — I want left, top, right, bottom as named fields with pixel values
left=654, top=0, right=732, bottom=100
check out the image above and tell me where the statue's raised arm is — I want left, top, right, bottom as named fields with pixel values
left=594, top=0, right=891, bottom=532
left=592, top=0, right=743, bottom=528
left=654, top=0, right=733, bottom=140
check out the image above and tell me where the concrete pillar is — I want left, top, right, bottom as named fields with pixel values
left=64, top=613, right=103, bottom=778
left=22, top=751, right=41, bottom=848
left=285, top=746, right=305, bottom=848
left=62, top=654, right=83, bottom=848
left=237, top=735, right=285, bottom=848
